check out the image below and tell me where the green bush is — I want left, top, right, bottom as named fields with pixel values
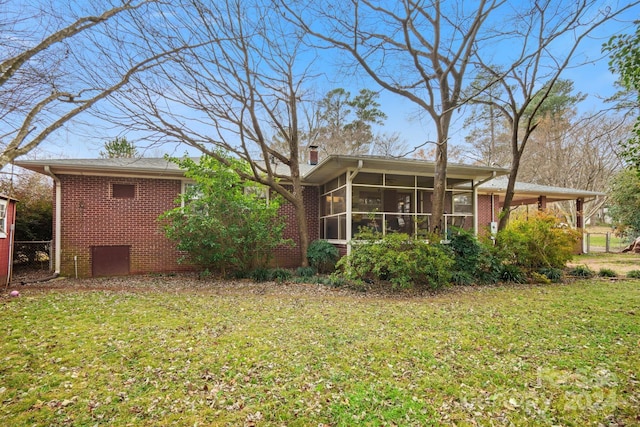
left=568, top=265, right=595, bottom=278
left=499, top=264, right=527, bottom=283
left=296, top=266, right=317, bottom=278
left=307, top=240, right=340, bottom=273
left=449, top=229, right=482, bottom=274
left=159, top=155, right=289, bottom=275
left=271, top=268, right=293, bottom=282
left=496, top=212, right=580, bottom=270
left=450, top=271, right=474, bottom=286
left=626, top=270, right=640, bottom=279
left=598, top=268, right=617, bottom=278
left=249, top=267, right=272, bottom=282
left=531, top=271, right=551, bottom=284
left=448, top=229, right=502, bottom=285
left=336, top=230, right=453, bottom=290
left=538, top=267, right=563, bottom=283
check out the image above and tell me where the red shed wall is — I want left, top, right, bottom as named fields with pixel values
left=57, top=175, right=191, bottom=277
left=0, top=199, right=17, bottom=285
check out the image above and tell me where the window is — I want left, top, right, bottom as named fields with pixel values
left=322, top=170, right=476, bottom=241
left=453, top=193, right=472, bottom=214
left=0, top=200, right=6, bottom=237
left=112, top=183, right=135, bottom=199
left=244, top=184, right=269, bottom=201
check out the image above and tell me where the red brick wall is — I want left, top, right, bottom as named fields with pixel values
left=477, top=194, right=500, bottom=236
left=0, top=199, right=16, bottom=285
left=56, top=175, right=321, bottom=276
left=57, top=175, right=191, bottom=277
left=272, top=185, right=320, bottom=267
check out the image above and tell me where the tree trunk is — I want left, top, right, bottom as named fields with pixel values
left=292, top=195, right=310, bottom=267
left=498, top=147, right=522, bottom=231
left=431, top=142, right=447, bottom=234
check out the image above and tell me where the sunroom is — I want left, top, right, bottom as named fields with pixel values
left=302, top=155, right=509, bottom=247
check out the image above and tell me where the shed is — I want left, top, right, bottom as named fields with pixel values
left=0, top=194, right=18, bottom=286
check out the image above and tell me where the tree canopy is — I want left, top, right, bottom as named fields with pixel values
left=0, top=171, right=52, bottom=241
left=99, top=137, right=138, bottom=159
left=604, top=23, right=640, bottom=169
left=608, top=168, right=640, bottom=237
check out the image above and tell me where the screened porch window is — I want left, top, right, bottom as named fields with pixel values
left=320, top=171, right=474, bottom=241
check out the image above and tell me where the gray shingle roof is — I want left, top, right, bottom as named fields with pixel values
left=478, top=176, right=605, bottom=199
left=15, top=156, right=603, bottom=201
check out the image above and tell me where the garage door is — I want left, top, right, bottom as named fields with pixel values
left=91, top=245, right=130, bottom=277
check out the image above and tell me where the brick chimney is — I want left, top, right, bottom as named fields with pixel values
left=309, top=145, right=319, bottom=165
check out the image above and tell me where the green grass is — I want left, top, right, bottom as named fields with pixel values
left=1, top=279, right=639, bottom=426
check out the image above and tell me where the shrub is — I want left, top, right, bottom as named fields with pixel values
left=538, top=267, right=563, bottom=283
left=627, top=270, right=640, bottom=279
left=296, top=266, right=317, bottom=278
left=335, top=231, right=453, bottom=290
left=531, top=271, right=551, bottom=284
left=249, top=267, right=272, bottom=282
left=496, top=211, right=581, bottom=270
left=598, top=268, right=617, bottom=278
left=271, top=268, right=293, bottom=282
left=449, top=229, right=502, bottom=285
left=450, top=271, right=474, bottom=286
left=499, top=264, right=527, bottom=284
left=307, top=240, right=340, bottom=273
left=292, top=274, right=346, bottom=287
left=567, top=265, right=595, bottom=278
left=449, top=230, right=482, bottom=272
left=159, top=155, right=289, bottom=275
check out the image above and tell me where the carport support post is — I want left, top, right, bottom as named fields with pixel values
left=537, top=195, right=547, bottom=211
left=576, top=198, right=584, bottom=229
left=576, top=197, right=585, bottom=254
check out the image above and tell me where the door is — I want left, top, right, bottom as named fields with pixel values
left=91, top=245, right=130, bottom=277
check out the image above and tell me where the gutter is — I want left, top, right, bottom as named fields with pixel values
left=473, top=171, right=497, bottom=189
left=6, top=220, right=15, bottom=288
left=44, top=166, right=61, bottom=276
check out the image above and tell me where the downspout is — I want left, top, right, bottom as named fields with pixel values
left=44, top=166, right=61, bottom=276
left=6, top=213, right=15, bottom=288
left=472, top=171, right=497, bottom=236
left=345, top=160, right=364, bottom=256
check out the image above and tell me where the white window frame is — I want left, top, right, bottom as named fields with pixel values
left=244, top=184, right=270, bottom=203
left=181, top=181, right=200, bottom=207
left=0, top=200, right=7, bottom=238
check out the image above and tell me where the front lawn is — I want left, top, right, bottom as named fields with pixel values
left=1, top=278, right=638, bottom=426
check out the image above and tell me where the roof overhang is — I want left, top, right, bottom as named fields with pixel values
left=302, top=155, right=509, bottom=184
left=478, top=177, right=605, bottom=204
left=14, top=158, right=187, bottom=180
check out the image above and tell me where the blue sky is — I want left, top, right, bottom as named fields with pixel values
left=22, top=1, right=639, bottom=161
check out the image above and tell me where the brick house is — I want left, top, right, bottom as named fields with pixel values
left=15, top=155, right=602, bottom=278
left=0, top=194, right=18, bottom=285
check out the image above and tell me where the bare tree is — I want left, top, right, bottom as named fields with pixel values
left=110, top=0, right=319, bottom=266
left=519, top=111, right=627, bottom=225
left=271, top=87, right=406, bottom=161
left=469, top=0, right=640, bottom=231
left=0, top=0, right=183, bottom=167
left=280, top=0, right=504, bottom=233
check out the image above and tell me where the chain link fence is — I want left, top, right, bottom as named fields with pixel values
left=13, top=240, right=53, bottom=271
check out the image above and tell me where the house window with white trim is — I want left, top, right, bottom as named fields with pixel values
left=0, top=200, right=7, bottom=238
left=244, top=184, right=269, bottom=202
